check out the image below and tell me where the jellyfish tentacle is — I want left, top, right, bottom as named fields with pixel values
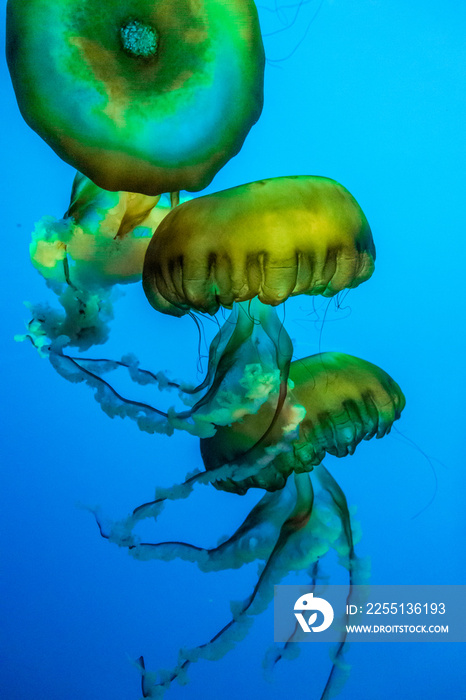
left=30, top=298, right=292, bottom=441
left=48, top=345, right=174, bottom=435
left=187, top=298, right=291, bottom=411
left=181, top=306, right=241, bottom=396
left=184, top=303, right=259, bottom=406
left=95, top=447, right=304, bottom=558
left=64, top=354, right=181, bottom=390
left=176, top=300, right=295, bottom=444
left=261, top=463, right=367, bottom=700
left=126, top=485, right=301, bottom=572
left=136, top=473, right=315, bottom=698
left=197, top=298, right=295, bottom=460
left=262, top=560, right=320, bottom=675
left=314, top=463, right=369, bottom=700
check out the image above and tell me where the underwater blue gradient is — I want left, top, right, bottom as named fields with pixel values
left=1, top=1, right=465, bottom=698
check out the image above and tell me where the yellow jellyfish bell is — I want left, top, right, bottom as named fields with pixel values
left=143, top=176, right=376, bottom=316
left=201, top=352, right=406, bottom=493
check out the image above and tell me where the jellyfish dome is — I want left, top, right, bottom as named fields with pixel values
left=143, top=175, right=376, bottom=316
left=200, top=352, right=406, bottom=493
left=6, top=0, right=265, bottom=195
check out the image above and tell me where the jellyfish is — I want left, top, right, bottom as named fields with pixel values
left=6, top=0, right=265, bottom=194
left=22, top=171, right=190, bottom=352
left=30, top=171, right=185, bottom=291
left=94, top=352, right=404, bottom=698
left=140, top=173, right=376, bottom=442
left=19, top=173, right=388, bottom=699
left=21, top=175, right=300, bottom=441
left=201, top=351, right=406, bottom=493
left=143, top=175, right=376, bottom=316
left=24, top=174, right=376, bottom=435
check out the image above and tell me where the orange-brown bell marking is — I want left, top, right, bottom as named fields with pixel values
left=6, top=0, right=264, bottom=195
left=143, top=176, right=376, bottom=317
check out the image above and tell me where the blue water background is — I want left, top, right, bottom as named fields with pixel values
left=1, top=1, right=465, bottom=698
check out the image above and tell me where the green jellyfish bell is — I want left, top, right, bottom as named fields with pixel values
left=6, top=0, right=265, bottom=195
